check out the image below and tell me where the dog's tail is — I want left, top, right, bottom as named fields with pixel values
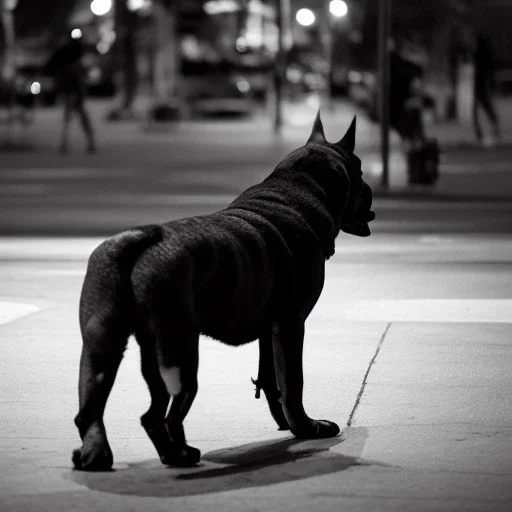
left=79, top=225, right=163, bottom=333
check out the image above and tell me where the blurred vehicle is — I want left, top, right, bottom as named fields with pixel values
left=185, top=72, right=253, bottom=117
left=0, top=72, right=38, bottom=109
left=180, top=54, right=254, bottom=117
left=1, top=77, right=27, bottom=108
left=0, top=73, right=37, bottom=126
left=285, top=62, right=326, bottom=99
left=16, top=65, right=57, bottom=106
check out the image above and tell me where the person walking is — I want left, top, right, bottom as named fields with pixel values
left=388, top=43, right=439, bottom=185
left=389, top=47, right=424, bottom=144
left=45, top=30, right=96, bottom=154
left=473, top=34, right=501, bottom=147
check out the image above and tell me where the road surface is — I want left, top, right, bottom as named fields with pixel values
left=1, top=101, right=512, bottom=510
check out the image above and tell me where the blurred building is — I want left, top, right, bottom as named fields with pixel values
left=7, top=0, right=512, bottom=118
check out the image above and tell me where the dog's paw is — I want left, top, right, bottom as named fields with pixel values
left=72, top=444, right=113, bottom=471
left=292, top=419, right=340, bottom=439
left=72, top=424, right=113, bottom=471
left=161, top=443, right=201, bottom=467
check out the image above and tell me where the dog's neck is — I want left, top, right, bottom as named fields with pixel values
left=267, top=147, right=352, bottom=258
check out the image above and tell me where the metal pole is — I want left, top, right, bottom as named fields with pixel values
left=378, top=0, right=391, bottom=188
left=323, top=0, right=333, bottom=111
left=1, top=0, right=18, bottom=146
left=273, top=0, right=291, bottom=134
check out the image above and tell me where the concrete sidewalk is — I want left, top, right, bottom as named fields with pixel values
left=1, top=235, right=512, bottom=511
left=1, top=97, right=512, bottom=511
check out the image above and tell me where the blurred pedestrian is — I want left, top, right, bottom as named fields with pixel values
left=389, top=45, right=425, bottom=144
left=45, top=30, right=96, bottom=154
left=389, top=43, right=439, bottom=185
left=472, top=34, right=501, bottom=147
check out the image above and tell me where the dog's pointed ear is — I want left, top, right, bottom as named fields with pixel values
left=336, top=116, right=356, bottom=152
left=307, top=109, right=326, bottom=144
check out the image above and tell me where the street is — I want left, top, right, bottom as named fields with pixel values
left=2, top=99, right=512, bottom=235
left=1, top=100, right=512, bottom=510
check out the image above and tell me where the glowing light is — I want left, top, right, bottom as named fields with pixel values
left=128, top=0, right=149, bottom=11
left=97, top=41, right=110, bottom=54
left=235, top=78, right=251, bottom=94
left=330, top=0, right=348, bottom=18
left=204, top=0, right=238, bottom=15
left=90, top=0, right=112, bottom=17
left=30, top=82, right=41, bottom=95
left=71, top=28, right=82, bottom=40
left=296, top=8, right=315, bottom=27
left=5, top=0, right=19, bottom=10
left=236, top=37, right=248, bottom=52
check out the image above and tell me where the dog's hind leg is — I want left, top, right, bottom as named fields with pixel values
left=73, top=227, right=162, bottom=471
left=136, top=326, right=173, bottom=464
left=72, top=316, right=129, bottom=471
left=254, top=328, right=289, bottom=430
left=150, top=312, right=201, bottom=467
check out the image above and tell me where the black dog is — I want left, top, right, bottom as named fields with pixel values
left=72, top=113, right=375, bottom=471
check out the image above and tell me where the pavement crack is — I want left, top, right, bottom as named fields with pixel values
left=347, top=322, right=391, bottom=427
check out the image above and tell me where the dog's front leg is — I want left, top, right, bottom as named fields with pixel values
left=255, top=330, right=289, bottom=430
left=272, top=318, right=340, bottom=438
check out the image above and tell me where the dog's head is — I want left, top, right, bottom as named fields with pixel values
left=306, top=111, right=375, bottom=237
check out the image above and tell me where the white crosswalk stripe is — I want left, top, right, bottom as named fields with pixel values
left=336, top=299, right=512, bottom=323
left=0, top=302, right=39, bottom=326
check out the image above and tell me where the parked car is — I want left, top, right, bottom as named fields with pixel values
left=0, top=73, right=36, bottom=125
left=15, top=65, right=58, bottom=106
left=184, top=72, right=254, bottom=117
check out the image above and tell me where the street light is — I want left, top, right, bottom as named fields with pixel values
left=127, top=0, right=151, bottom=11
left=296, top=8, right=315, bottom=27
left=329, top=0, right=348, bottom=18
left=3, top=0, right=18, bottom=9
left=90, top=0, right=112, bottom=17
left=71, top=28, right=83, bottom=39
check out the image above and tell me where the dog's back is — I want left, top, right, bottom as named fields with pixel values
left=128, top=212, right=295, bottom=344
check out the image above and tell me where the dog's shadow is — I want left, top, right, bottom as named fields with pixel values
left=69, top=435, right=363, bottom=497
